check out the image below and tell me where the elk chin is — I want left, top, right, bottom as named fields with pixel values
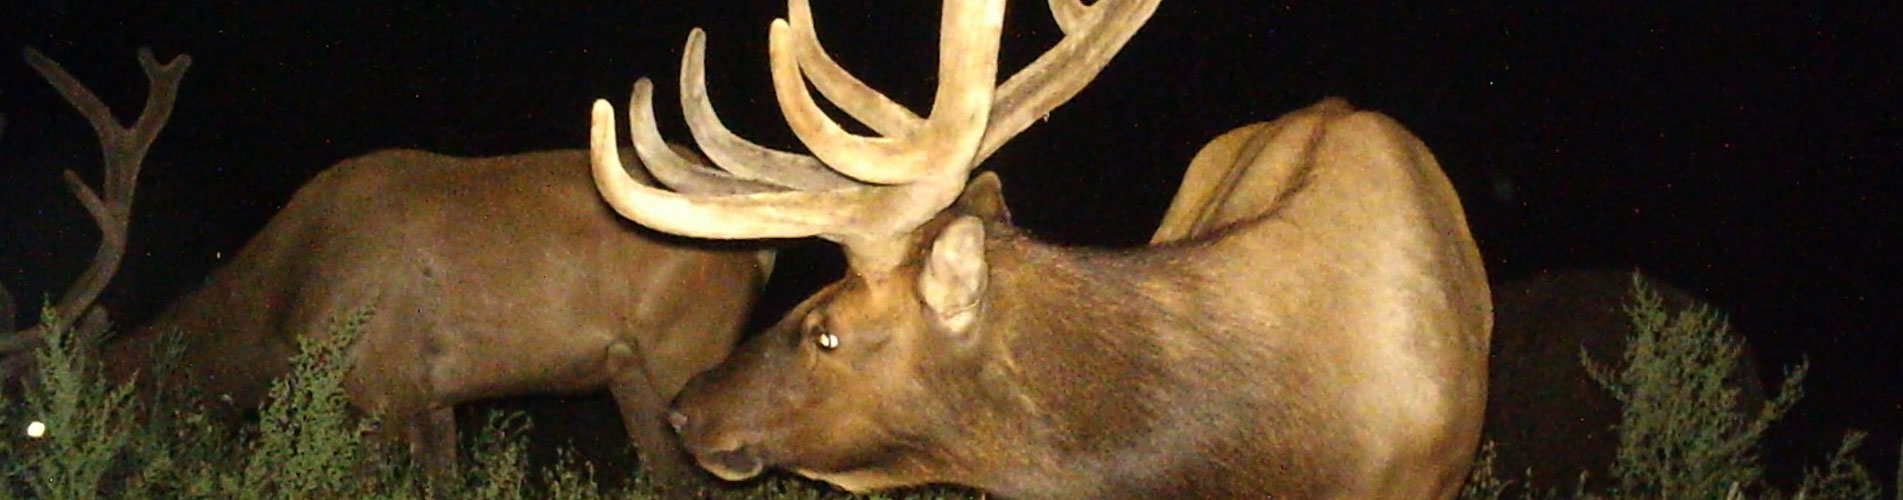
left=671, top=408, right=773, bottom=481
left=695, top=445, right=766, bottom=481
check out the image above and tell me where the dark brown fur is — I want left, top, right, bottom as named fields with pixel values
left=668, top=100, right=1492, bottom=499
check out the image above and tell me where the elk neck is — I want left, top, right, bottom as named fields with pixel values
left=925, top=223, right=1221, bottom=497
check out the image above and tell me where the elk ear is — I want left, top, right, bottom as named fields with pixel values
left=954, top=171, right=1011, bottom=224
left=918, top=216, right=987, bottom=336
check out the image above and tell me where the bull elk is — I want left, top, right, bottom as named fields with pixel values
left=587, top=0, right=1492, bottom=498
left=0, top=48, right=772, bottom=495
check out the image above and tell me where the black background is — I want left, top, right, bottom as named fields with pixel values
left=2, top=1, right=1896, bottom=485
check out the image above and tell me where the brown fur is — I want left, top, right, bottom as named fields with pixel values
left=99, top=149, right=769, bottom=493
left=668, top=99, right=1492, bottom=499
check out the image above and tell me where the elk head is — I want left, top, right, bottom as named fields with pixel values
left=588, top=0, right=1158, bottom=491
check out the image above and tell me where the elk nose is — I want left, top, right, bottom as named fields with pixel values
left=667, top=409, right=690, bottom=434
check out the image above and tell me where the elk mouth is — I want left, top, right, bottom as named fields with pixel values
left=668, top=408, right=769, bottom=480
left=695, top=444, right=766, bottom=481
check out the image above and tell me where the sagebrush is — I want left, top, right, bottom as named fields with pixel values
left=6, top=273, right=1895, bottom=499
left=1, top=304, right=970, bottom=499
left=1463, top=273, right=1893, bottom=500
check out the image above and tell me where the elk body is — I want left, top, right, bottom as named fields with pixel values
left=1, top=49, right=770, bottom=493
left=137, top=148, right=770, bottom=485
left=584, top=0, right=1492, bottom=498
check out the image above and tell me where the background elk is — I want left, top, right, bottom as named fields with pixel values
left=586, top=0, right=1491, bottom=498
left=0, top=47, right=773, bottom=494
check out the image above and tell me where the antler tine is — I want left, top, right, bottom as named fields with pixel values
left=6, top=48, right=190, bottom=350
left=782, top=0, right=920, bottom=137
left=592, top=0, right=1018, bottom=271
left=596, top=100, right=886, bottom=239
left=676, top=29, right=864, bottom=192
left=976, top=0, right=1159, bottom=163
left=595, top=96, right=971, bottom=268
left=770, top=0, right=1004, bottom=185
left=625, top=78, right=783, bottom=196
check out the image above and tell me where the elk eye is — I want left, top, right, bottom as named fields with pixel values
left=816, top=332, right=841, bottom=351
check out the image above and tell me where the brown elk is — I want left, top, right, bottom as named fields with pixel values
left=585, top=0, right=1493, bottom=498
left=0, top=48, right=772, bottom=494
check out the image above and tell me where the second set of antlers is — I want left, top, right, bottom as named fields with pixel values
left=590, top=0, right=1160, bottom=270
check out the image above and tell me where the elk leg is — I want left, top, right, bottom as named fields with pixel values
left=605, top=342, right=701, bottom=497
left=406, top=405, right=460, bottom=492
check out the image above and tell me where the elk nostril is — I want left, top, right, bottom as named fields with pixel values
left=667, top=409, right=689, bottom=434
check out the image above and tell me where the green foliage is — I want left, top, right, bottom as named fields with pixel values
left=538, top=449, right=609, bottom=500
left=466, top=412, right=531, bottom=500
left=9, top=271, right=1894, bottom=500
left=17, top=303, right=142, bottom=500
left=2, top=301, right=977, bottom=500
left=1790, top=431, right=1884, bottom=500
left=1582, top=274, right=1807, bottom=499
left=116, top=329, right=235, bottom=500
left=1459, top=272, right=1895, bottom=500
left=1463, top=442, right=1510, bottom=500
left=224, top=305, right=401, bottom=499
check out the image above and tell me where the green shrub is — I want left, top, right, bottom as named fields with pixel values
left=1463, top=442, right=1510, bottom=500
left=1789, top=431, right=1884, bottom=500
left=15, top=304, right=141, bottom=500
left=3, top=300, right=986, bottom=500
left=466, top=412, right=531, bottom=500
left=116, top=330, right=237, bottom=500
left=538, top=448, right=609, bottom=500
left=1460, top=272, right=1895, bottom=500
left=220, top=306, right=387, bottom=498
left=1582, top=273, right=1808, bottom=499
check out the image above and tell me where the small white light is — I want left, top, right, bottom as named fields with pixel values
left=25, top=421, right=46, bottom=438
left=817, top=332, right=840, bottom=350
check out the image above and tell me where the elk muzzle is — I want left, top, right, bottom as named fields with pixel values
left=666, top=405, right=768, bottom=481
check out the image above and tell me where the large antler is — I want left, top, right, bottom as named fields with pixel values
left=591, top=0, right=1159, bottom=270
left=0, top=48, right=191, bottom=358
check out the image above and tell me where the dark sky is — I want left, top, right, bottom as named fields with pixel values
left=3, top=0, right=1897, bottom=482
